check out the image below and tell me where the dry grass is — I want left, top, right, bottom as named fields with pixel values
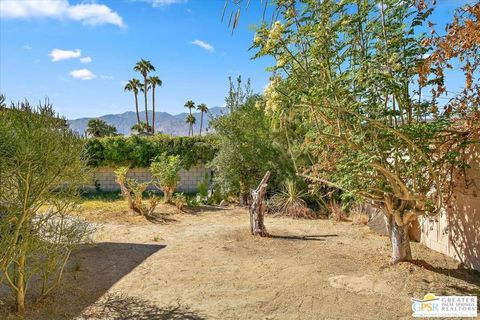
left=77, top=199, right=127, bottom=214
left=73, top=195, right=179, bottom=225
left=351, top=213, right=369, bottom=225
left=330, top=200, right=349, bottom=222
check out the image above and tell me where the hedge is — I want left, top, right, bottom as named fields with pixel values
left=85, top=134, right=218, bottom=169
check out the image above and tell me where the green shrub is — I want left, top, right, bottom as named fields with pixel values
left=0, top=99, right=93, bottom=313
left=150, top=154, right=183, bottom=203
left=85, top=134, right=217, bottom=169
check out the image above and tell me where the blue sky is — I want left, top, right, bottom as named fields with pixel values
left=0, top=0, right=273, bottom=119
left=0, top=0, right=469, bottom=119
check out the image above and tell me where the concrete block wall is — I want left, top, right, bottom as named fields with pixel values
left=92, top=164, right=209, bottom=193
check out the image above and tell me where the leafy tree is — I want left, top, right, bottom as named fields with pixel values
left=250, top=0, right=478, bottom=262
left=134, top=59, right=156, bottom=129
left=150, top=154, right=183, bottom=203
left=197, top=103, right=208, bottom=136
left=124, top=78, right=142, bottom=125
left=0, top=99, right=92, bottom=313
left=149, top=75, right=162, bottom=134
left=225, top=75, right=252, bottom=112
left=209, top=94, right=292, bottom=205
left=86, top=118, right=117, bottom=138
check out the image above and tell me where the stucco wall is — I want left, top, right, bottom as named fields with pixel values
left=421, top=143, right=480, bottom=271
left=91, top=164, right=209, bottom=193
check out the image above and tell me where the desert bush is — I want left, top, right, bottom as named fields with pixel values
left=268, top=179, right=316, bottom=219
left=0, top=98, right=93, bottom=313
left=173, top=193, right=187, bottom=211
left=197, top=173, right=209, bottom=197
left=196, top=172, right=225, bottom=205
left=330, top=200, right=349, bottom=222
left=150, top=154, right=182, bottom=203
left=114, top=166, right=159, bottom=216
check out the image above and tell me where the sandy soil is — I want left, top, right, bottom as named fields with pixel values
left=1, top=206, right=479, bottom=319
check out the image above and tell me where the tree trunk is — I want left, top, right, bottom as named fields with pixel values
left=199, top=112, right=203, bottom=136
left=249, top=171, right=270, bottom=237
left=239, top=180, right=248, bottom=206
left=152, top=85, right=156, bottom=134
left=143, top=75, right=149, bottom=129
left=386, top=214, right=412, bottom=263
left=134, top=93, right=140, bottom=125
left=164, top=189, right=173, bottom=204
left=15, top=252, right=26, bottom=314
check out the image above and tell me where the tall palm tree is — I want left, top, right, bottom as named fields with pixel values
left=184, top=100, right=195, bottom=136
left=148, top=75, right=162, bottom=134
left=124, top=78, right=142, bottom=125
left=196, top=103, right=208, bottom=136
left=185, top=114, right=196, bottom=137
left=134, top=59, right=155, bottom=131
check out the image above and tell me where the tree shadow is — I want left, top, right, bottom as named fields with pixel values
left=410, top=259, right=480, bottom=289
left=77, top=292, right=206, bottom=320
left=146, top=214, right=179, bottom=224
left=188, top=205, right=231, bottom=214
left=269, top=234, right=338, bottom=241
left=1, top=242, right=166, bottom=319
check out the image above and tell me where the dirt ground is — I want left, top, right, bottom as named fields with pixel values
left=1, top=205, right=479, bottom=319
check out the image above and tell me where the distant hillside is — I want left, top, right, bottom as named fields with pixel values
left=68, top=107, right=228, bottom=136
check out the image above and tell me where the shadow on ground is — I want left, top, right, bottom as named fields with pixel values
left=410, top=259, right=480, bottom=288
left=269, top=234, right=338, bottom=241
left=76, top=292, right=205, bottom=320
left=0, top=242, right=186, bottom=320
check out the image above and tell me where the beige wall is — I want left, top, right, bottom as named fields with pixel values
left=421, top=143, right=480, bottom=271
left=90, top=164, right=209, bottom=193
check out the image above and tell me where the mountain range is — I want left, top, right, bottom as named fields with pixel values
left=68, top=107, right=228, bottom=136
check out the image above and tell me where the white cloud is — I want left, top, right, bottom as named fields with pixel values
left=0, top=0, right=125, bottom=28
left=23, top=44, right=32, bottom=50
left=69, top=69, right=96, bottom=80
left=49, top=48, right=81, bottom=62
left=190, top=39, right=215, bottom=53
left=132, top=0, right=187, bottom=7
left=100, top=75, right=113, bottom=80
left=80, top=56, right=92, bottom=63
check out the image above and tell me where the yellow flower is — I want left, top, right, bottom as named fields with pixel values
left=276, top=55, right=288, bottom=68
left=253, top=35, right=263, bottom=46
left=264, top=76, right=283, bottom=114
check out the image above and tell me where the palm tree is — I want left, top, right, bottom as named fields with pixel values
left=131, top=121, right=151, bottom=135
left=134, top=59, right=155, bottom=130
left=148, top=75, right=162, bottom=134
left=184, top=100, right=195, bottom=136
left=124, top=78, right=142, bottom=125
left=197, top=103, right=208, bottom=136
left=86, top=119, right=117, bottom=138
left=185, top=114, right=196, bottom=136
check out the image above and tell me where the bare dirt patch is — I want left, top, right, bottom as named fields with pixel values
left=1, top=206, right=479, bottom=319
